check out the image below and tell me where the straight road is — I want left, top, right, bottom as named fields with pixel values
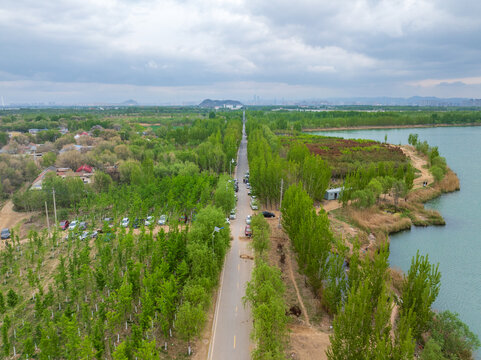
left=208, top=116, right=253, bottom=360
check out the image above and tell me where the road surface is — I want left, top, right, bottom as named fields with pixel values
left=208, top=117, right=253, bottom=360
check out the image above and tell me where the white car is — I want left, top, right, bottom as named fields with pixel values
left=121, top=218, right=130, bottom=227
left=69, top=220, right=79, bottom=231
left=225, top=218, right=230, bottom=225
left=157, top=215, right=167, bottom=225
left=250, top=201, right=258, bottom=210
left=246, top=215, right=252, bottom=225
left=229, top=210, right=236, bottom=220
left=144, top=216, right=155, bottom=226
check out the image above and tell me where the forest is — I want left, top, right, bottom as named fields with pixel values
left=0, top=108, right=242, bottom=358
left=244, top=114, right=479, bottom=359
left=0, top=107, right=479, bottom=359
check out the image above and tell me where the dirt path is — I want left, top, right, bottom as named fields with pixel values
left=0, top=200, right=33, bottom=230
left=390, top=304, right=399, bottom=339
left=321, top=200, right=342, bottom=213
left=285, top=246, right=311, bottom=326
left=401, top=145, right=433, bottom=189
left=289, top=324, right=330, bottom=360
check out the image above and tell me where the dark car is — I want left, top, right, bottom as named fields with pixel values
left=245, top=225, right=252, bottom=237
left=59, top=220, right=70, bottom=230
left=1, top=228, right=10, bottom=240
left=262, top=211, right=275, bottom=218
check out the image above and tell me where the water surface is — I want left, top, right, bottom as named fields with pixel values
left=312, top=127, right=481, bottom=357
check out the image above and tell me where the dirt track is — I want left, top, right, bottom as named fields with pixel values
left=0, top=200, right=33, bottom=230
left=401, top=145, right=433, bottom=189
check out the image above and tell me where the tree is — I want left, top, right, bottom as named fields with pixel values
left=427, top=310, right=480, bottom=359
left=56, top=150, right=86, bottom=170
left=408, top=133, right=419, bottom=146
left=0, top=291, right=5, bottom=313
left=93, top=171, right=112, bottom=193
left=6, top=289, right=18, bottom=307
left=400, top=251, right=441, bottom=341
left=41, top=151, right=57, bottom=167
left=176, top=301, right=205, bottom=355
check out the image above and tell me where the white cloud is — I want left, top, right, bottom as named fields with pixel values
left=0, top=0, right=480, bottom=101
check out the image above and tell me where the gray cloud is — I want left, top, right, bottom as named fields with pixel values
left=0, top=0, right=480, bottom=103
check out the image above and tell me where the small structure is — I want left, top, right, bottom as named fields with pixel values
left=324, top=187, right=343, bottom=201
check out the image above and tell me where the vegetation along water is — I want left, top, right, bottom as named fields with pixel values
left=313, top=126, right=481, bottom=358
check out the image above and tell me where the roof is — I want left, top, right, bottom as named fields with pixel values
left=326, top=187, right=343, bottom=193
left=76, top=164, right=93, bottom=173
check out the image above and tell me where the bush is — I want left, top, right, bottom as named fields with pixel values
left=425, top=310, right=480, bottom=360
left=430, top=165, right=444, bottom=182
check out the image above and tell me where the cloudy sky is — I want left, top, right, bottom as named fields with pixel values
left=1, top=0, right=481, bottom=104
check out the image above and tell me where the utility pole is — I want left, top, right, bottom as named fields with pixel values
left=52, top=189, right=58, bottom=225
left=278, top=178, right=284, bottom=228
left=45, top=201, right=50, bottom=233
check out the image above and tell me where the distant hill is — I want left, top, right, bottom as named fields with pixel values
left=199, top=99, right=243, bottom=108
left=121, top=99, right=139, bottom=106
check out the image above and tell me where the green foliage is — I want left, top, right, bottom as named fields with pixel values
left=6, top=289, right=18, bottom=308
left=400, top=251, right=441, bottom=341
left=430, top=165, right=444, bottom=182
left=214, top=175, right=236, bottom=215
left=245, top=261, right=288, bottom=360
left=282, top=183, right=333, bottom=288
left=426, top=310, right=480, bottom=360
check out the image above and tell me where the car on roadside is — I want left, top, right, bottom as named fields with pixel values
left=121, top=218, right=130, bottom=228
left=1, top=228, right=10, bottom=240
left=144, top=216, right=155, bottom=226
left=262, top=211, right=275, bottom=218
left=250, top=200, right=258, bottom=210
left=225, top=218, right=230, bottom=225
left=229, top=210, right=236, bottom=220
left=79, top=231, right=90, bottom=241
left=157, top=215, right=168, bottom=225
left=246, top=215, right=252, bottom=224
left=69, top=220, right=79, bottom=231
left=59, top=220, right=70, bottom=230
left=79, top=221, right=87, bottom=230
left=245, top=225, right=252, bottom=237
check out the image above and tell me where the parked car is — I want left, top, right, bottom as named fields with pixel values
left=235, top=184, right=239, bottom=192
left=1, top=228, right=10, bottom=240
left=158, top=215, right=168, bottom=225
left=250, top=201, right=258, bottom=210
left=69, top=220, right=79, bottom=231
left=245, top=225, right=252, bottom=237
left=144, top=216, right=155, bottom=226
left=229, top=210, right=236, bottom=220
left=121, top=218, right=130, bottom=227
left=262, top=211, right=275, bottom=218
left=246, top=215, right=252, bottom=224
left=79, top=221, right=87, bottom=230
left=225, top=218, right=230, bottom=225
left=59, top=220, right=70, bottom=230
left=90, top=230, right=98, bottom=239
left=79, top=231, right=89, bottom=241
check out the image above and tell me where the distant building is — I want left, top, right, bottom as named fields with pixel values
left=324, top=187, right=343, bottom=201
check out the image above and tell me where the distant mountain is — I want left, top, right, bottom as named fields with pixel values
left=121, top=99, right=138, bottom=106
left=199, top=99, right=243, bottom=108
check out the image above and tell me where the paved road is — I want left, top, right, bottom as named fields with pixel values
left=208, top=117, right=253, bottom=360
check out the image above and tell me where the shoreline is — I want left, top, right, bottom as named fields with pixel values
left=303, top=123, right=481, bottom=132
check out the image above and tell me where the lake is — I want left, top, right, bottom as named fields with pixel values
left=312, top=127, right=481, bottom=357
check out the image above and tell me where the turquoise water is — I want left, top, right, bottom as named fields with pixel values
left=312, top=127, right=481, bottom=357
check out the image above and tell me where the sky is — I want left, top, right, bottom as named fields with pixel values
left=1, top=0, right=481, bottom=104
